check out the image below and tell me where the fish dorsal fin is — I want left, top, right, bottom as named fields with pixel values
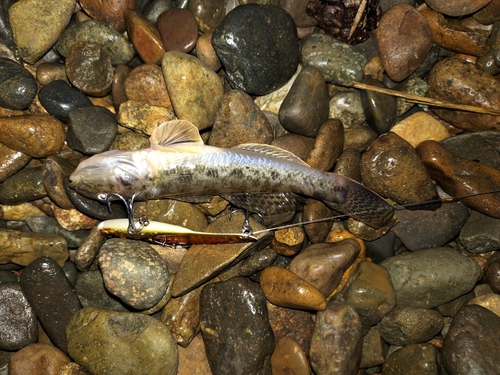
left=150, top=120, right=203, bottom=150
left=232, top=143, right=309, bottom=166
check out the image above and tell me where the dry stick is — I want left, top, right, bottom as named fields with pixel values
left=353, top=81, right=500, bottom=116
left=348, top=0, right=368, bottom=39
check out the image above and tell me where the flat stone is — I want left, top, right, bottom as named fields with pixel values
left=20, top=257, right=81, bottom=354
left=74, top=225, right=105, bottom=271
left=52, top=206, right=98, bottom=231
left=425, top=0, right=493, bottom=17
left=373, top=4, right=432, bottom=82
left=459, top=210, right=500, bottom=254
left=75, top=270, right=128, bottom=311
left=0, top=143, right=30, bottom=183
left=271, top=336, right=310, bottom=375
left=300, top=32, right=367, bottom=87
left=25, top=215, right=88, bottom=248
left=360, top=76, right=397, bottom=134
left=199, top=276, right=274, bottom=375
left=212, top=3, right=298, bottom=95
left=117, top=99, right=176, bottom=136
left=78, top=0, right=135, bottom=32
left=195, top=31, right=221, bottom=71
left=145, top=199, right=208, bottom=232
left=0, top=57, right=37, bottom=109
left=8, top=0, right=75, bottom=63
left=271, top=133, right=315, bottom=161
left=124, top=64, right=172, bottom=109
left=162, top=51, right=224, bottom=130
left=360, top=327, right=386, bottom=368
left=157, top=8, right=198, bottom=53
left=238, top=247, right=277, bottom=277
left=67, top=307, right=178, bottom=375
left=0, top=166, right=46, bottom=204
left=125, top=10, right=165, bottom=64
left=8, top=344, right=69, bottom=375
left=36, top=62, right=68, bottom=86
left=382, top=343, right=440, bottom=375
left=381, top=247, right=480, bottom=308
left=177, top=334, right=212, bottom=375
left=390, top=111, right=449, bottom=148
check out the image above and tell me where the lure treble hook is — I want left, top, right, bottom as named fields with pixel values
left=102, top=192, right=150, bottom=235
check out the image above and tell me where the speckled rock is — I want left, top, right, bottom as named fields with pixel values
left=271, top=336, right=310, bottom=375
left=162, top=51, right=223, bottom=130
left=0, top=283, right=37, bottom=351
left=56, top=19, right=135, bottom=65
left=278, top=66, right=329, bottom=137
left=310, top=301, right=362, bottom=375
left=212, top=4, right=298, bottom=95
left=300, top=32, right=367, bottom=87
left=98, top=238, right=170, bottom=310
left=20, top=257, right=81, bottom=354
left=208, top=90, right=274, bottom=147
left=238, top=247, right=277, bottom=277
left=200, top=276, right=274, bottom=374
left=78, top=0, right=135, bottom=33
left=360, top=326, right=386, bottom=368
left=117, top=99, right=176, bottom=135
left=361, top=132, right=438, bottom=205
left=74, top=225, right=105, bottom=271
left=0, top=114, right=65, bottom=158
left=382, top=343, right=440, bottom=375
left=0, top=166, right=46, bottom=204
left=381, top=247, right=480, bottom=308
left=124, top=64, right=172, bottom=109
left=0, top=57, right=36, bottom=109
left=67, top=307, right=178, bottom=375
left=329, top=90, right=366, bottom=127
left=125, top=10, right=165, bottom=65
left=8, top=343, right=69, bottom=375
left=8, top=0, right=75, bottom=63
left=0, top=143, right=31, bottom=183
left=25, top=215, right=88, bottom=248
left=75, top=270, right=128, bottom=311
left=443, top=305, right=500, bottom=375
left=459, top=210, right=500, bottom=254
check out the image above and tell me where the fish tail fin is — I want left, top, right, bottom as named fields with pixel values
left=325, top=174, right=395, bottom=228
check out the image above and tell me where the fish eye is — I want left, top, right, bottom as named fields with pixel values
left=98, top=193, right=107, bottom=201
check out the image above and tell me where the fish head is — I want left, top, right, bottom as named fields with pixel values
left=69, top=150, right=149, bottom=202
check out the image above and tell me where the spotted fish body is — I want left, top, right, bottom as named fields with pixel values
left=70, top=120, right=395, bottom=228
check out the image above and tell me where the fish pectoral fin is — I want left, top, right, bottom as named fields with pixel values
left=150, top=120, right=204, bottom=150
left=222, top=192, right=304, bottom=217
left=232, top=143, right=309, bottom=166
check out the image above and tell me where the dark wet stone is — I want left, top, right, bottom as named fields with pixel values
left=143, top=0, right=175, bottom=23
left=74, top=225, right=105, bottom=272
left=67, top=106, right=118, bottom=155
left=360, top=326, right=386, bottom=368
left=238, top=247, right=277, bottom=277
left=310, top=301, right=362, bottom=375
left=459, top=210, right=500, bottom=254
left=271, top=133, right=316, bottom=161
left=19, top=257, right=82, bottom=354
left=360, top=76, right=397, bottom=134
left=278, top=66, right=329, bottom=137
left=334, top=147, right=362, bottom=181
left=0, top=0, right=16, bottom=51
left=365, top=231, right=398, bottom=264
left=79, top=0, right=135, bottom=33
left=67, top=307, right=178, bottom=375
left=75, top=270, right=129, bottom=311
left=200, top=276, right=274, bottom=375
left=443, top=305, right=500, bottom=374
left=157, top=8, right=198, bottom=53
left=212, top=4, right=299, bottom=95
left=25, top=216, right=89, bottom=248
left=391, top=202, right=470, bottom=251
left=377, top=306, right=444, bottom=346
left=300, top=32, right=367, bottom=87
left=0, top=143, right=31, bottom=183
left=0, top=270, right=17, bottom=283
left=38, top=80, right=93, bottom=123
left=381, top=247, right=480, bottom=308
left=0, top=283, right=37, bottom=351
left=0, top=166, right=46, bottom=204
left=302, top=199, right=333, bottom=244
left=42, top=155, right=76, bottom=210
left=62, top=261, right=78, bottom=287
left=98, top=238, right=170, bottom=310
left=0, top=57, right=37, bottom=110
left=56, top=19, right=135, bottom=65
left=486, top=261, right=500, bottom=294
left=382, top=343, right=440, bottom=375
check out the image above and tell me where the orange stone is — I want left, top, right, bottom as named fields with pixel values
left=125, top=10, right=165, bottom=65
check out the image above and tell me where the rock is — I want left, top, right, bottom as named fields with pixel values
left=474, top=0, right=500, bottom=24
left=0, top=57, right=36, bottom=109
left=25, top=215, right=88, bottom=248
left=36, top=62, right=68, bottom=86
left=302, top=199, right=334, bottom=244
left=200, top=276, right=274, bottom=375
left=162, top=51, right=223, bottom=130
left=157, top=8, right=198, bottom=53
left=390, top=111, right=449, bottom=147
left=8, top=344, right=69, bottom=375
left=360, top=327, right=386, bottom=368
left=0, top=143, right=31, bottom=183
left=271, top=226, right=305, bottom=256
left=391, top=202, right=470, bottom=251
left=334, top=148, right=363, bottom=181
left=329, top=90, right=366, bottom=127
left=42, top=155, right=76, bottom=210
left=426, top=57, right=500, bottom=131
left=425, top=0, right=493, bottom=17
left=67, top=307, right=178, bottom=375
left=78, top=0, right=135, bottom=33
left=271, top=133, right=315, bottom=161
left=177, top=334, right=212, bottom=375
left=271, top=336, right=310, bottom=375
left=124, top=10, right=165, bottom=65
left=20, top=257, right=81, bottom=354
left=0, top=283, right=37, bottom=351
left=361, top=132, right=438, bottom=205
left=8, top=0, right=75, bottom=63
left=416, top=140, right=500, bottom=218
left=0, top=166, right=46, bottom=204
left=300, top=33, right=367, bottom=87
left=382, top=343, right=440, bottom=375
left=238, top=247, right=277, bottom=276
left=310, top=301, right=362, bottom=375
left=143, top=0, right=175, bottom=23
left=377, top=306, right=444, bottom=345
left=208, top=90, right=274, bottom=147
left=443, top=305, right=500, bottom=374
left=254, top=66, right=301, bottom=114
left=459, top=210, right=500, bottom=254
left=343, top=260, right=397, bottom=326
left=360, top=76, right=397, bottom=133
left=98, top=238, right=170, bottom=310
left=468, top=293, right=500, bottom=316
left=56, top=19, right=135, bottom=65
left=75, top=270, right=129, bottom=311
left=145, top=199, right=208, bottom=231
left=381, top=247, right=480, bottom=308
left=124, top=64, right=172, bottom=109
left=373, top=4, right=432, bottom=82
left=486, top=261, right=500, bottom=293
left=281, top=0, right=318, bottom=27
left=395, top=77, right=430, bottom=115
left=74, top=225, right=105, bottom=271
left=0, top=114, right=65, bottom=158
left=117, top=99, right=176, bottom=135
left=278, top=66, right=329, bottom=137
left=344, top=123, right=378, bottom=152
left=260, top=266, right=327, bottom=310
left=195, top=31, right=221, bottom=72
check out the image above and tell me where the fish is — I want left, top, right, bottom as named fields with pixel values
left=69, top=120, right=395, bottom=230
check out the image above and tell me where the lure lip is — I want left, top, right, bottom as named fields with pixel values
left=97, top=219, right=258, bottom=245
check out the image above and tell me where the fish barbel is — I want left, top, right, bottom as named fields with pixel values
left=69, top=120, right=395, bottom=228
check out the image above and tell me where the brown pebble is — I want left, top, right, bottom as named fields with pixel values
left=361, top=132, right=438, bottom=205
left=271, top=336, right=310, bottom=375
left=177, top=334, right=212, bottom=375
left=74, top=225, right=105, bottom=272
left=42, top=156, right=75, bottom=210
left=303, top=198, right=333, bottom=244
left=390, top=111, right=449, bottom=148
left=486, top=261, right=500, bottom=294
left=78, top=0, right=135, bottom=33
left=373, top=4, right=432, bottom=82
left=8, top=343, right=69, bottom=375
left=125, top=64, right=172, bottom=109
left=306, top=118, right=344, bottom=171
left=52, top=206, right=98, bottom=231
left=0, top=143, right=31, bottom=183
left=425, top=0, right=493, bottom=17
left=416, top=140, right=500, bottom=218
left=334, top=148, right=362, bottom=182
left=0, top=114, right=65, bottom=158
left=125, top=10, right=165, bottom=65
left=260, top=266, right=327, bottom=311
left=65, top=42, right=113, bottom=97
left=195, top=31, right=221, bottom=72
left=271, top=226, right=305, bottom=256
left=271, top=133, right=315, bottom=161
left=117, top=99, right=175, bottom=136
left=112, top=64, right=132, bottom=112
left=36, top=63, right=68, bottom=85
left=343, top=123, right=378, bottom=152
left=157, top=8, right=199, bottom=53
